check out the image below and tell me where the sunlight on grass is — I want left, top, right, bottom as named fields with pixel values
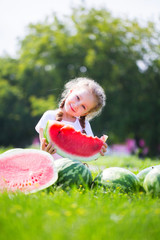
left=0, top=148, right=160, bottom=240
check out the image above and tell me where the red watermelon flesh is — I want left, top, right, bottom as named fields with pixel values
left=0, top=149, right=58, bottom=194
left=44, top=120, right=107, bottom=162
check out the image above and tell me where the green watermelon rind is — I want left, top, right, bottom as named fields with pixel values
left=137, top=165, right=160, bottom=187
left=143, top=168, right=160, bottom=197
left=0, top=148, right=24, bottom=156
left=54, top=158, right=93, bottom=190
left=0, top=149, right=58, bottom=194
left=93, top=167, right=140, bottom=193
left=44, top=121, right=101, bottom=162
left=53, top=144, right=100, bottom=162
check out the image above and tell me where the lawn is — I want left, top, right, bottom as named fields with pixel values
left=0, top=149, right=160, bottom=240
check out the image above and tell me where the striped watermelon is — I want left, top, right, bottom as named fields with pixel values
left=44, top=120, right=107, bottom=162
left=0, top=149, right=58, bottom=194
left=137, top=165, right=160, bottom=187
left=143, top=168, right=160, bottom=197
left=92, top=167, right=140, bottom=193
left=54, top=158, right=92, bottom=190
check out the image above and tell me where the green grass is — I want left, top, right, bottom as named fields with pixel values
left=0, top=149, right=160, bottom=240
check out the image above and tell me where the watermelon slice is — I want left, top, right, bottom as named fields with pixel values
left=44, top=120, right=108, bottom=162
left=0, top=149, right=58, bottom=194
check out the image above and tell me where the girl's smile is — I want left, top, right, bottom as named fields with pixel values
left=70, top=103, right=76, bottom=112
left=63, top=88, right=96, bottom=120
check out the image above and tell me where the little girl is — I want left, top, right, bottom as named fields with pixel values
left=35, top=77, right=107, bottom=160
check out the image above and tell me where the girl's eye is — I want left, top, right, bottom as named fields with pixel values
left=76, top=95, right=80, bottom=100
left=82, top=105, right=86, bottom=110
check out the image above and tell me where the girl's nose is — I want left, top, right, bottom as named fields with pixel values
left=74, top=102, right=79, bottom=109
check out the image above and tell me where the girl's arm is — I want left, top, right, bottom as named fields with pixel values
left=39, top=128, right=56, bottom=155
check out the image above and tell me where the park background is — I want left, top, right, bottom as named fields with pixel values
left=0, top=0, right=160, bottom=156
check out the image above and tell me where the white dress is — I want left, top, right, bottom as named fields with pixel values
left=35, top=110, right=94, bottom=160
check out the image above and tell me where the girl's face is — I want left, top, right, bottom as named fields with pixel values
left=64, top=88, right=96, bottom=117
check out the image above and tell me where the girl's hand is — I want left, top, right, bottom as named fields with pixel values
left=100, top=142, right=108, bottom=156
left=41, top=138, right=56, bottom=155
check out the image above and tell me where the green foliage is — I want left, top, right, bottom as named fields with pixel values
left=29, top=95, right=57, bottom=117
left=0, top=7, right=159, bottom=155
left=0, top=79, right=30, bottom=146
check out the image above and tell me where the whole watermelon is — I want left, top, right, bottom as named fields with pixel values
left=54, top=158, right=92, bottom=190
left=143, top=168, right=160, bottom=197
left=92, top=167, right=140, bottom=193
left=137, top=165, right=160, bottom=187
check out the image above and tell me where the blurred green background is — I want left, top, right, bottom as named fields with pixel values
left=0, top=7, right=159, bottom=156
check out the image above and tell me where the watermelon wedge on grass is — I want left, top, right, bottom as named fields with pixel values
left=44, top=120, right=108, bottom=162
left=0, top=149, right=58, bottom=194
